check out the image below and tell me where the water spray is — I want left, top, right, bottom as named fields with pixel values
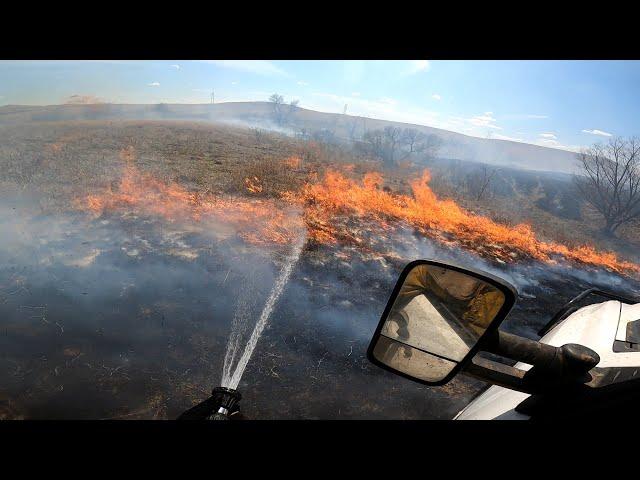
left=178, top=233, right=305, bottom=420
left=221, top=236, right=305, bottom=390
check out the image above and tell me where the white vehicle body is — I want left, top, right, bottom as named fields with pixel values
left=455, top=300, right=640, bottom=420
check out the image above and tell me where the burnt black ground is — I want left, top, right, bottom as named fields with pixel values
left=1, top=196, right=639, bottom=420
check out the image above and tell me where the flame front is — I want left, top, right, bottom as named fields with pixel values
left=77, top=159, right=639, bottom=276
left=80, top=165, right=303, bottom=246
left=294, top=169, right=640, bottom=275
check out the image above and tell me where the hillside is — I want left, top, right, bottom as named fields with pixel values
left=0, top=101, right=580, bottom=174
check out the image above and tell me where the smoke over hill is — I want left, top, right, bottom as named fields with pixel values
left=0, top=102, right=580, bottom=174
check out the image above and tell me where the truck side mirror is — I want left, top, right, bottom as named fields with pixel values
left=367, top=260, right=517, bottom=386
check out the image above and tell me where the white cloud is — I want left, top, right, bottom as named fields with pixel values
left=303, top=91, right=585, bottom=153
left=231, top=81, right=238, bottom=85
left=351, top=92, right=361, bottom=97
left=201, top=60, right=287, bottom=77
left=582, top=129, right=612, bottom=137
left=532, top=138, right=583, bottom=152
left=469, top=112, right=501, bottom=130
left=539, top=132, right=557, bottom=139
left=148, top=82, right=160, bottom=87
left=405, top=60, right=430, bottom=75
left=431, top=94, right=441, bottom=101
left=503, top=113, right=549, bottom=121
left=491, top=133, right=524, bottom=142
left=308, top=92, right=441, bottom=127
left=170, top=64, right=180, bottom=70
left=297, top=81, right=309, bottom=86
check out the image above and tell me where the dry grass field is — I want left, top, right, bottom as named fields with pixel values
left=1, top=119, right=636, bottom=264
left=0, top=118, right=638, bottom=419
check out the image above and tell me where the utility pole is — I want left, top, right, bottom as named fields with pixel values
left=343, top=104, right=348, bottom=115
left=211, top=90, right=215, bottom=104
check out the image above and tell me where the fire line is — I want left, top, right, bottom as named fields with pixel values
left=77, top=163, right=640, bottom=276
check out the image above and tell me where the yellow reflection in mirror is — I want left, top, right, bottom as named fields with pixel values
left=378, top=264, right=505, bottom=372
left=372, top=336, right=457, bottom=383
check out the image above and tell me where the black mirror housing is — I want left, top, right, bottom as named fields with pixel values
left=367, top=259, right=517, bottom=386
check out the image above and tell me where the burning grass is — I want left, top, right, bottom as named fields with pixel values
left=2, top=119, right=640, bottom=420
left=80, top=163, right=305, bottom=247
left=293, top=169, right=640, bottom=275
left=75, top=145, right=640, bottom=277
left=2, top=120, right=636, bottom=275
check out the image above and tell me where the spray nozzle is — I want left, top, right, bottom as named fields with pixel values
left=209, top=387, right=242, bottom=419
left=177, top=386, right=242, bottom=420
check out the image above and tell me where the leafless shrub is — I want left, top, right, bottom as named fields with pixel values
left=465, top=165, right=498, bottom=201
left=574, top=137, right=640, bottom=236
left=250, top=127, right=266, bottom=144
left=361, top=127, right=441, bottom=168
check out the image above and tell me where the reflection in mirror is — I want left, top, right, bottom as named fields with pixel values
left=372, top=336, right=457, bottom=382
left=372, top=264, right=506, bottom=383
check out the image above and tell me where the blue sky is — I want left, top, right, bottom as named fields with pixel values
left=1, top=60, right=638, bottom=152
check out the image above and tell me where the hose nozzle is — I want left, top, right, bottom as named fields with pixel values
left=177, top=386, right=242, bottom=420
left=208, top=387, right=242, bottom=420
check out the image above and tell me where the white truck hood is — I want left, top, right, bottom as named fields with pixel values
left=455, top=300, right=640, bottom=420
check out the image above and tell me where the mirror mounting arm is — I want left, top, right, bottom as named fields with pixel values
left=485, top=330, right=560, bottom=368
left=463, top=330, right=601, bottom=393
left=465, top=356, right=538, bottom=394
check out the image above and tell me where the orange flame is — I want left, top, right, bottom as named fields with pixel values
left=80, top=165, right=302, bottom=246
left=293, top=169, right=639, bottom=275
left=48, top=142, right=64, bottom=153
left=244, top=176, right=263, bottom=193
left=76, top=158, right=639, bottom=275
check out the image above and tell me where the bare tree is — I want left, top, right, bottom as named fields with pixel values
left=346, top=117, right=360, bottom=142
left=383, top=126, right=403, bottom=166
left=574, top=137, right=640, bottom=236
left=269, top=93, right=284, bottom=104
left=362, top=129, right=387, bottom=163
left=250, top=127, right=265, bottom=143
left=466, top=165, right=498, bottom=201
left=269, top=93, right=286, bottom=125
left=362, top=127, right=441, bottom=168
left=400, top=128, right=426, bottom=156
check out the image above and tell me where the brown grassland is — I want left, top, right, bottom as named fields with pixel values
left=0, top=119, right=638, bottom=264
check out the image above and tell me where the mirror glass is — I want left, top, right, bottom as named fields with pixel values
left=371, top=263, right=506, bottom=383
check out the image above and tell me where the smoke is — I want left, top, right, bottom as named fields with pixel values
left=1, top=110, right=638, bottom=419
left=215, top=117, right=299, bottom=137
left=0, top=185, right=309, bottom=418
left=65, top=95, right=104, bottom=105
